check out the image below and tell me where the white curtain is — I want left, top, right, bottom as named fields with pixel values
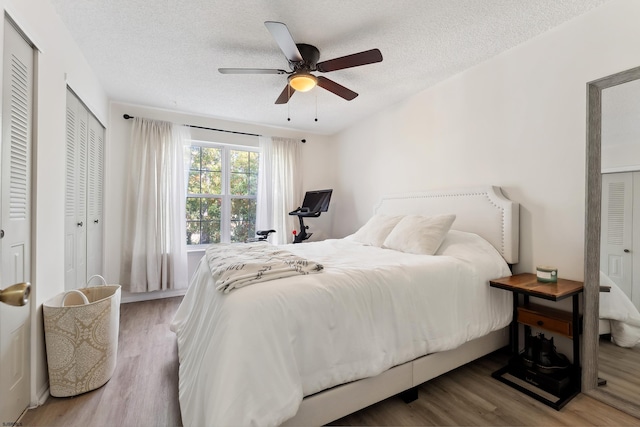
left=256, top=136, right=301, bottom=245
left=121, top=118, right=190, bottom=292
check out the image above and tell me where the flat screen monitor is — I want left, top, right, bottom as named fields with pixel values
left=302, top=189, right=332, bottom=213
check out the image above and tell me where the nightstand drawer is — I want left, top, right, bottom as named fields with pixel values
left=517, top=304, right=575, bottom=338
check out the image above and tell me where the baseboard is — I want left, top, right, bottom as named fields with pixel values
left=121, top=288, right=187, bottom=304
left=37, top=386, right=49, bottom=406
left=30, top=383, right=49, bottom=409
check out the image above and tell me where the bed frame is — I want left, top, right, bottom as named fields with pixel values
left=283, top=186, right=519, bottom=426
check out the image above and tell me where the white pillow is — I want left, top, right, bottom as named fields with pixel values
left=351, top=214, right=403, bottom=246
left=383, top=214, right=456, bottom=255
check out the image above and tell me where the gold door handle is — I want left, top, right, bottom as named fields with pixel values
left=0, top=282, right=30, bottom=306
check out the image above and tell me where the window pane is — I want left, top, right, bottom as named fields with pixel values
left=201, top=171, right=222, bottom=194
left=249, top=151, right=259, bottom=174
left=186, top=220, right=221, bottom=245
left=189, top=146, right=201, bottom=170
left=201, top=221, right=221, bottom=244
left=188, top=146, right=223, bottom=196
left=186, top=196, right=222, bottom=246
left=230, top=198, right=256, bottom=243
left=186, top=198, right=200, bottom=221
left=188, top=171, right=202, bottom=194
left=230, top=150, right=248, bottom=173
left=186, top=221, right=201, bottom=245
left=201, top=197, right=222, bottom=220
left=201, top=147, right=221, bottom=171
left=229, top=150, right=259, bottom=196
left=230, top=172, right=249, bottom=195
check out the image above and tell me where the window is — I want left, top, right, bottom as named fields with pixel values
left=186, top=143, right=259, bottom=246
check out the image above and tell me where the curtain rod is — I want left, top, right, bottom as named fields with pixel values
left=122, top=114, right=306, bottom=143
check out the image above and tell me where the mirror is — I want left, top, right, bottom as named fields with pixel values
left=584, top=65, right=640, bottom=418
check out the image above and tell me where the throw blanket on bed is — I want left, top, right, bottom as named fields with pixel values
left=206, top=242, right=324, bottom=293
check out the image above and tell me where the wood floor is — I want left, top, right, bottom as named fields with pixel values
left=20, top=297, right=640, bottom=427
left=20, top=297, right=183, bottom=427
left=596, top=336, right=640, bottom=417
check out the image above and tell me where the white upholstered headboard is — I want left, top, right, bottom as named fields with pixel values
left=374, top=186, right=519, bottom=264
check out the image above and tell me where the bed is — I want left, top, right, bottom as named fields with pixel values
left=599, top=271, right=640, bottom=348
left=170, top=186, right=520, bottom=426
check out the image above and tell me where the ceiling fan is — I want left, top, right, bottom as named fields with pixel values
left=218, top=21, right=383, bottom=104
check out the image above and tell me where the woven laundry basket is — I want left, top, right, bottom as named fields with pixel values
left=43, top=275, right=121, bottom=397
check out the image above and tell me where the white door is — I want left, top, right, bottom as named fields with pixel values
left=86, top=114, right=104, bottom=279
left=0, top=20, right=33, bottom=423
left=601, top=172, right=633, bottom=300
left=64, top=91, right=88, bottom=290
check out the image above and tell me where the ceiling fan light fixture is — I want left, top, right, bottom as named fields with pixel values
left=288, top=73, right=317, bottom=92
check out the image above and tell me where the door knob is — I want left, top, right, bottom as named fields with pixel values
left=624, top=249, right=631, bottom=253
left=0, top=282, right=30, bottom=306
left=77, top=221, right=83, bottom=227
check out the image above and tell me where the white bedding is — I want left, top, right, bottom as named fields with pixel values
left=600, top=271, right=640, bottom=348
left=170, top=231, right=512, bottom=427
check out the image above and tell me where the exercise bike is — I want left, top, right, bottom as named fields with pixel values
left=289, top=189, right=332, bottom=243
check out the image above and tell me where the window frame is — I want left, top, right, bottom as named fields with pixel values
left=186, top=139, right=260, bottom=249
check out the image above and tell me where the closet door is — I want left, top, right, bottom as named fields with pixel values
left=64, top=91, right=87, bottom=290
left=601, top=172, right=633, bottom=299
left=64, top=90, right=103, bottom=290
left=87, top=114, right=104, bottom=279
left=64, top=91, right=76, bottom=288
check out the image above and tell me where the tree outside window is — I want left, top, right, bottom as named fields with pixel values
left=186, top=144, right=259, bottom=246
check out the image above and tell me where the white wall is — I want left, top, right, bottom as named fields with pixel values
left=602, top=77, right=640, bottom=172
left=2, top=0, right=108, bottom=404
left=106, top=102, right=336, bottom=301
left=328, top=0, right=640, bottom=281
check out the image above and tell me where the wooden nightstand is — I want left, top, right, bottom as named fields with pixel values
left=489, top=273, right=583, bottom=410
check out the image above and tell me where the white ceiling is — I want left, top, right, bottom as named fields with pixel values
left=50, top=0, right=609, bottom=135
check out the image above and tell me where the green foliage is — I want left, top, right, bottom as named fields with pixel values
left=189, top=146, right=222, bottom=195
left=229, top=149, right=259, bottom=196
left=230, top=198, right=256, bottom=242
left=186, top=197, right=222, bottom=245
left=186, top=145, right=259, bottom=245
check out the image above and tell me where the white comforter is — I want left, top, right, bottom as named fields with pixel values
left=600, top=271, right=640, bottom=348
left=170, top=231, right=512, bottom=427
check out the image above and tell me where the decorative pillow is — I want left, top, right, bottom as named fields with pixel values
left=350, top=214, right=404, bottom=246
left=382, top=214, right=456, bottom=255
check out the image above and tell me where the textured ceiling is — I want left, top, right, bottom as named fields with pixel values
left=50, top=0, right=609, bottom=135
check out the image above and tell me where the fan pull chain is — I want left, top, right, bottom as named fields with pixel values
left=287, top=85, right=291, bottom=122
left=315, top=94, right=318, bottom=122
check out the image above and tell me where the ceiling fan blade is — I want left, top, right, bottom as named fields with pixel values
left=218, top=68, right=288, bottom=74
left=316, top=76, right=358, bottom=101
left=275, top=84, right=295, bottom=104
left=265, top=21, right=303, bottom=63
left=316, top=49, right=383, bottom=73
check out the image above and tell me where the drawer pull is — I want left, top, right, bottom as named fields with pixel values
left=537, top=320, right=544, bottom=326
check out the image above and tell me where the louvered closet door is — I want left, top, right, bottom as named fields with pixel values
left=64, top=91, right=89, bottom=290
left=64, top=89, right=104, bottom=290
left=0, top=19, right=33, bottom=424
left=64, top=90, right=78, bottom=289
left=601, top=172, right=633, bottom=300
left=86, top=114, right=104, bottom=279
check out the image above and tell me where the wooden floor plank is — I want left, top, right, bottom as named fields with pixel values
left=20, top=297, right=640, bottom=426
